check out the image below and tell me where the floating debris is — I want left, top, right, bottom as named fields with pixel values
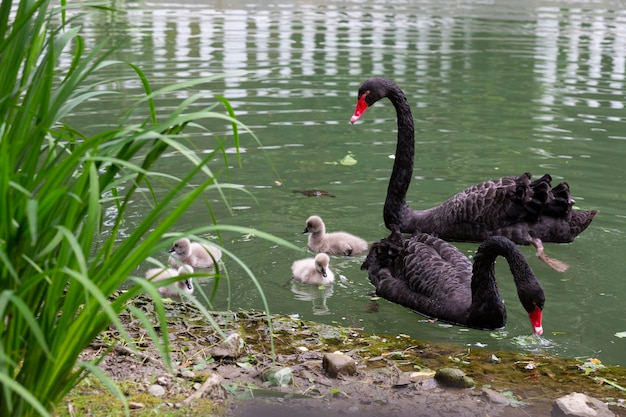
left=292, top=189, right=336, bottom=198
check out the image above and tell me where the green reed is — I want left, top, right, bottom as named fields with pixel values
left=0, top=1, right=298, bottom=416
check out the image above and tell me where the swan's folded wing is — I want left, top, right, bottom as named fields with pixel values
left=401, top=236, right=471, bottom=299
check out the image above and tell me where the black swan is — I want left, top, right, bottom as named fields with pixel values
left=350, top=77, right=598, bottom=272
left=362, top=227, right=545, bottom=334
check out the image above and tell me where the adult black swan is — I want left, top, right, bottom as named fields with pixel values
left=362, top=227, right=545, bottom=334
left=350, top=77, right=598, bottom=272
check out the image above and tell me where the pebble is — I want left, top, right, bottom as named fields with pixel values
left=181, top=370, right=196, bottom=378
left=322, top=352, right=357, bottom=378
left=482, top=388, right=511, bottom=406
left=552, top=392, right=615, bottom=417
left=434, top=367, right=476, bottom=388
left=209, top=333, right=243, bottom=359
left=148, top=384, right=166, bottom=397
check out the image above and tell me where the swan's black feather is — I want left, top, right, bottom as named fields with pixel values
left=362, top=227, right=545, bottom=331
left=353, top=78, right=597, bottom=251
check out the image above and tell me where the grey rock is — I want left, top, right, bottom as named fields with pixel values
left=261, top=366, right=293, bottom=387
left=322, top=352, right=357, bottom=378
left=209, top=333, right=243, bottom=359
left=482, top=388, right=511, bottom=406
left=434, top=367, right=475, bottom=388
left=181, top=370, right=196, bottom=378
left=148, top=384, right=166, bottom=397
left=552, top=392, right=615, bottom=417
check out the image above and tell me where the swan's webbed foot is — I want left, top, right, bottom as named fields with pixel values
left=530, top=238, right=569, bottom=273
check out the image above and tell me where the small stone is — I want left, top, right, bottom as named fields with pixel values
left=209, top=333, right=243, bottom=359
left=552, top=392, right=615, bottom=417
left=148, top=384, right=166, bottom=397
left=262, top=366, right=293, bottom=387
left=434, top=367, right=475, bottom=388
left=181, top=370, right=196, bottom=378
left=482, top=388, right=511, bottom=406
left=322, top=352, right=357, bottom=378
left=156, top=376, right=168, bottom=385
left=409, top=370, right=436, bottom=382
left=128, top=402, right=145, bottom=409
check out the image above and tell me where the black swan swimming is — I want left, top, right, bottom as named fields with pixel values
left=350, top=77, right=598, bottom=272
left=362, top=227, right=545, bottom=334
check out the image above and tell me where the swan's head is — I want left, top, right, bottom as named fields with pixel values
left=181, top=279, right=194, bottom=293
left=314, top=253, right=331, bottom=277
left=169, top=238, right=191, bottom=257
left=518, top=278, right=544, bottom=335
left=178, top=266, right=194, bottom=294
left=528, top=305, right=543, bottom=335
left=177, top=265, right=194, bottom=275
left=351, top=77, right=395, bottom=124
left=303, top=215, right=325, bottom=235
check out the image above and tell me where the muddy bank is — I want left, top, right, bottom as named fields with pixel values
left=66, top=295, right=626, bottom=417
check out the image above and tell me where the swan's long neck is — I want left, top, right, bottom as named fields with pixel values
left=469, top=241, right=501, bottom=312
left=383, top=86, right=416, bottom=230
left=469, top=237, right=542, bottom=330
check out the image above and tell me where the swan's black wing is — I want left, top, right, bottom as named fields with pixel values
left=412, top=173, right=597, bottom=244
left=362, top=228, right=472, bottom=323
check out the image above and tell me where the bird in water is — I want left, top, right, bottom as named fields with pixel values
left=290, top=253, right=335, bottom=286
left=302, top=215, right=368, bottom=256
left=168, top=237, right=222, bottom=268
left=351, top=77, right=598, bottom=272
left=362, top=226, right=545, bottom=335
left=145, top=265, right=195, bottom=297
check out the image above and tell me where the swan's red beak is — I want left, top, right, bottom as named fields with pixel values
left=351, top=94, right=369, bottom=124
left=528, top=306, right=543, bottom=335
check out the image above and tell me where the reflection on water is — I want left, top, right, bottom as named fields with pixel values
left=289, top=281, right=335, bottom=316
left=69, top=2, right=626, bottom=113
left=63, top=0, right=626, bottom=366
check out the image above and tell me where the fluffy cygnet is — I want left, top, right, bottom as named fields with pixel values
left=291, top=253, right=335, bottom=286
left=145, top=265, right=194, bottom=297
left=302, top=215, right=368, bottom=256
left=168, top=237, right=222, bottom=268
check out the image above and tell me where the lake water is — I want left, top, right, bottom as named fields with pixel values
left=67, top=0, right=625, bottom=366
